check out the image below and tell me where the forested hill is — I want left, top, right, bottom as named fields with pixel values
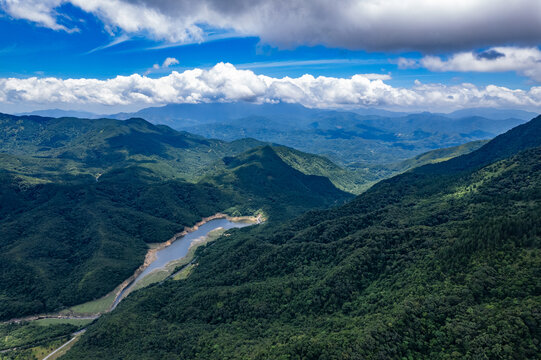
left=0, top=113, right=264, bottom=181
left=416, top=114, right=541, bottom=174
left=65, top=116, right=541, bottom=359
left=201, top=146, right=352, bottom=217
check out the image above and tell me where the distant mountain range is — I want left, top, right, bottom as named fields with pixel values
left=19, top=104, right=537, bottom=122
left=444, top=107, right=538, bottom=120
left=108, top=104, right=535, bottom=165
left=14, top=103, right=537, bottom=182
left=17, top=108, right=102, bottom=119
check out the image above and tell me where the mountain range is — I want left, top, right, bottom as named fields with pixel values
left=0, top=113, right=353, bottom=320
left=19, top=104, right=534, bottom=167
left=64, top=115, right=541, bottom=359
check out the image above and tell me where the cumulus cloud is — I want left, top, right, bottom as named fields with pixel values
left=145, top=57, right=180, bottom=75
left=1, top=0, right=72, bottom=31
left=162, top=58, right=179, bottom=68
left=401, top=47, right=541, bottom=82
left=0, top=63, right=540, bottom=112
left=1, top=0, right=540, bottom=51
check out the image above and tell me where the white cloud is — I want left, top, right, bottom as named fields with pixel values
left=420, top=47, right=541, bottom=81
left=397, top=58, right=420, bottom=70
left=1, top=0, right=540, bottom=51
left=162, top=57, right=179, bottom=68
left=1, top=0, right=69, bottom=31
left=0, top=63, right=540, bottom=112
left=145, top=57, right=179, bottom=75
left=398, top=47, right=541, bottom=82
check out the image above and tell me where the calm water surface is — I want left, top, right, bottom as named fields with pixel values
left=113, top=218, right=252, bottom=308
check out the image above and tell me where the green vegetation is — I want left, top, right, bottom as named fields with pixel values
left=365, top=139, right=488, bottom=173
left=0, top=114, right=351, bottom=321
left=0, top=320, right=86, bottom=360
left=64, top=116, right=541, bottom=359
left=62, top=292, right=118, bottom=316
left=272, top=145, right=370, bottom=194
left=172, top=264, right=196, bottom=281
left=0, top=113, right=264, bottom=182
left=33, top=319, right=93, bottom=327
left=0, top=338, right=67, bottom=360
left=201, top=146, right=352, bottom=218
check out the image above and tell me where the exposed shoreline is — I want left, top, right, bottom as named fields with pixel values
left=109, top=213, right=261, bottom=310
left=3, top=212, right=262, bottom=324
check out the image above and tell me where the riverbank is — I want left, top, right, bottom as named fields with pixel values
left=3, top=212, right=262, bottom=324
left=1, top=213, right=262, bottom=360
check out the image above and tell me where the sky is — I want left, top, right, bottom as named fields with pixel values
left=0, top=0, right=540, bottom=114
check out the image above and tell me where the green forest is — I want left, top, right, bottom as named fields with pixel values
left=62, top=116, right=541, bottom=359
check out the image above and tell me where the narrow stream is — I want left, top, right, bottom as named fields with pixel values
left=112, top=218, right=253, bottom=308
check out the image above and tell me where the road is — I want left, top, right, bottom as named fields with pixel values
left=43, top=330, right=86, bottom=360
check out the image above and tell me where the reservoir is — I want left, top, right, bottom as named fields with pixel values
left=112, top=217, right=254, bottom=308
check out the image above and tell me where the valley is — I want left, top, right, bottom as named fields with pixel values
left=0, top=111, right=539, bottom=359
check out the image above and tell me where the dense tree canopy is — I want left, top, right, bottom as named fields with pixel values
left=63, top=117, right=541, bottom=359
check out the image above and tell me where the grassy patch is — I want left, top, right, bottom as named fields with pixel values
left=172, top=264, right=196, bottom=281
left=42, top=333, right=83, bottom=360
left=32, top=339, right=67, bottom=360
left=62, top=290, right=117, bottom=316
left=34, top=319, right=93, bottom=327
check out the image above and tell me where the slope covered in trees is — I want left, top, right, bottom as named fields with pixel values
left=0, top=113, right=264, bottom=182
left=65, top=116, right=541, bottom=359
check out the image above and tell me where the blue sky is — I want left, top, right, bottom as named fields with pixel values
left=0, top=11, right=529, bottom=89
left=0, top=0, right=539, bottom=113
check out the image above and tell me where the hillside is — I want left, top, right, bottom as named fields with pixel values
left=0, top=169, right=239, bottom=320
left=272, top=145, right=369, bottom=194
left=0, top=112, right=502, bottom=195
left=65, top=117, right=541, bottom=359
left=357, top=139, right=490, bottom=174
left=0, top=113, right=264, bottom=182
left=201, top=146, right=352, bottom=217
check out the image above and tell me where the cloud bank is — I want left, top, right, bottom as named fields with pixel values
left=1, top=0, right=540, bottom=51
left=399, top=47, right=541, bottom=81
left=1, top=63, right=540, bottom=112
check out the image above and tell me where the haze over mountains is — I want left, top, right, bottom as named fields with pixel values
left=18, top=103, right=531, bottom=167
